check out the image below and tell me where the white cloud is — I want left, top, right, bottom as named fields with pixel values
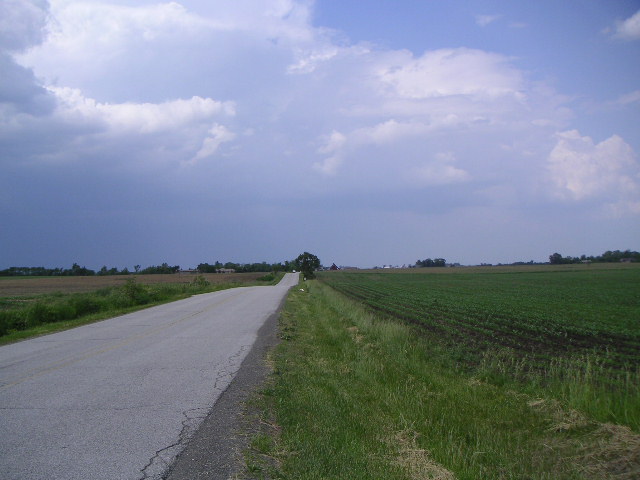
left=50, top=87, right=235, bottom=134
left=314, top=130, right=346, bottom=175
left=190, top=124, right=236, bottom=164
left=475, top=14, right=501, bottom=27
left=408, top=152, right=470, bottom=186
left=313, top=121, right=432, bottom=176
left=17, top=0, right=324, bottom=90
left=287, top=45, right=339, bottom=73
left=378, top=48, right=524, bottom=99
left=611, top=10, right=640, bottom=40
left=317, top=130, right=347, bottom=154
left=547, top=130, right=640, bottom=215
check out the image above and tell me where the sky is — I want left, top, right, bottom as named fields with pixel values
left=1, top=0, right=639, bottom=269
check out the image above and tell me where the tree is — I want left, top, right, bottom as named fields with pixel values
left=549, top=253, right=564, bottom=265
left=416, top=258, right=446, bottom=268
left=197, top=263, right=217, bottom=273
left=294, top=252, right=321, bottom=279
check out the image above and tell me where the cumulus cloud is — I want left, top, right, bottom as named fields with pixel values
left=50, top=87, right=234, bottom=134
left=547, top=130, right=640, bottom=215
left=611, top=10, right=640, bottom=40
left=1, top=1, right=603, bottom=221
left=378, top=48, right=524, bottom=99
left=303, top=42, right=571, bottom=183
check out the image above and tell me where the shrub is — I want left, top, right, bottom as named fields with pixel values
left=27, top=302, right=76, bottom=324
left=257, top=273, right=275, bottom=282
left=109, top=278, right=151, bottom=307
left=27, top=303, right=52, bottom=325
left=190, top=275, right=211, bottom=289
left=69, top=296, right=102, bottom=316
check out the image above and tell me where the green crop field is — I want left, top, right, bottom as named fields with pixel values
left=317, top=264, right=640, bottom=429
left=318, top=265, right=640, bottom=366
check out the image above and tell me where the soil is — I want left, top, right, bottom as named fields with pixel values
left=0, top=273, right=265, bottom=297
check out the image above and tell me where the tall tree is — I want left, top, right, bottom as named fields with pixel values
left=294, top=252, right=321, bottom=279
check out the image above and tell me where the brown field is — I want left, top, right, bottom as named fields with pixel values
left=0, top=273, right=267, bottom=297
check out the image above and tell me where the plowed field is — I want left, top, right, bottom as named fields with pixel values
left=0, top=273, right=265, bottom=297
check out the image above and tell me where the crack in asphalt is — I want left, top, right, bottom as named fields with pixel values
left=139, top=407, right=210, bottom=480
left=138, top=345, right=251, bottom=480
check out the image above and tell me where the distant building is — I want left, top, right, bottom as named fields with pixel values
left=330, top=263, right=339, bottom=270
left=217, top=268, right=236, bottom=273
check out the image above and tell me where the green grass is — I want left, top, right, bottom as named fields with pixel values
left=246, top=277, right=640, bottom=479
left=317, top=265, right=640, bottom=431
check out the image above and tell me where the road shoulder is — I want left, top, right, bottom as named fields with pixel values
left=163, top=296, right=284, bottom=480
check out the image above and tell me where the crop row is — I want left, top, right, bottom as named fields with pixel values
left=318, top=270, right=640, bottom=367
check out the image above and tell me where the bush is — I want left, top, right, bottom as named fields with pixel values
left=27, top=302, right=76, bottom=325
left=109, top=278, right=151, bottom=307
left=69, top=296, right=102, bottom=316
left=27, top=303, right=52, bottom=325
left=257, top=273, right=275, bottom=282
left=190, top=275, right=211, bottom=289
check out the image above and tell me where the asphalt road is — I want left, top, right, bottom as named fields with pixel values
left=0, top=273, right=299, bottom=480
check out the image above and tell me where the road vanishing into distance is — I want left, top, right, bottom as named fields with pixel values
left=0, top=273, right=299, bottom=480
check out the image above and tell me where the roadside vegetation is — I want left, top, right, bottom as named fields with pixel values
left=245, top=265, right=639, bottom=479
left=0, top=272, right=284, bottom=345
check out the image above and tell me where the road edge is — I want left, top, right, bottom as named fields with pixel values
left=162, top=289, right=290, bottom=479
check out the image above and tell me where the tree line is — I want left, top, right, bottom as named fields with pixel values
left=549, top=249, right=639, bottom=265
left=0, top=263, right=179, bottom=277
left=196, top=261, right=293, bottom=273
left=415, top=258, right=447, bottom=268
left=0, top=253, right=322, bottom=277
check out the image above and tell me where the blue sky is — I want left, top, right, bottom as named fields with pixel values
left=1, top=0, right=639, bottom=269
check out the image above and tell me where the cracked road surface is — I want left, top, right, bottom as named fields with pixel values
left=0, top=273, right=299, bottom=480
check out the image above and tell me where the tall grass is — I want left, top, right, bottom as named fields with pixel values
left=0, top=276, right=223, bottom=341
left=454, top=346, right=640, bottom=433
left=246, top=281, right=639, bottom=479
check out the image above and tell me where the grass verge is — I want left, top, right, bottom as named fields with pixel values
left=243, top=280, right=640, bottom=479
